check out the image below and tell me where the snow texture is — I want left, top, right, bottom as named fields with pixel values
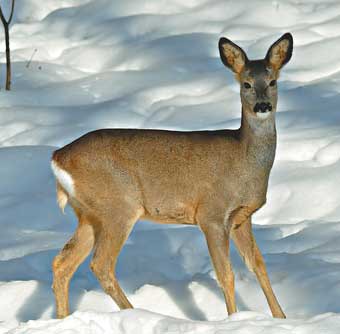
left=1, top=0, right=340, bottom=333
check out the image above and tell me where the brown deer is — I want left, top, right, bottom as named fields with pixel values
left=51, top=33, right=293, bottom=319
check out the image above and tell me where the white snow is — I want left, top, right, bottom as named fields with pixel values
left=1, top=0, right=340, bottom=333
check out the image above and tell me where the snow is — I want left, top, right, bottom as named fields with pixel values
left=4, top=310, right=340, bottom=334
left=1, top=0, right=340, bottom=332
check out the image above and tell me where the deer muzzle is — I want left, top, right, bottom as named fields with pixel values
left=254, top=102, right=272, bottom=113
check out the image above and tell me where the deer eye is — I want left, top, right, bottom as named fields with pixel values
left=243, top=82, right=251, bottom=89
left=269, top=80, right=276, bottom=87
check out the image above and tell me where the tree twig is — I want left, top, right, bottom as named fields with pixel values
left=0, top=0, right=15, bottom=90
left=0, top=0, right=15, bottom=25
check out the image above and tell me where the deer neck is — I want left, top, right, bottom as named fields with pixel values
left=239, top=108, right=277, bottom=171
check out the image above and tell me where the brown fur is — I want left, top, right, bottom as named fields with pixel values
left=268, top=39, right=290, bottom=70
left=51, top=33, right=293, bottom=319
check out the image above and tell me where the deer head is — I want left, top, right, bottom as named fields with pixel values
left=219, top=33, right=293, bottom=120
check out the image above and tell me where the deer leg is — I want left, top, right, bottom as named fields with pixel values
left=90, top=215, right=137, bottom=310
left=231, top=218, right=286, bottom=318
left=52, top=217, right=95, bottom=318
left=200, top=222, right=236, bottom=315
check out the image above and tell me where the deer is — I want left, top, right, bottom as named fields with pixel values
left=51, top=32, right=293, bottom=319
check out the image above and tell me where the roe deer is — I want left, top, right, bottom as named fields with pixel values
left=51, top=33, right=293, bottom=319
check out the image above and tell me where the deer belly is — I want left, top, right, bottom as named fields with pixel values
left=144, top=202, right=197, bottom=225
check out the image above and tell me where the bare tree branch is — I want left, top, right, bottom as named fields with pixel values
left=8, top=0, right=15, bottom=25
left=0, top=0, right=15, bottom=25
left=0, top=0, right=15, bottom=90
left=0, top=5, right=7, bottom=27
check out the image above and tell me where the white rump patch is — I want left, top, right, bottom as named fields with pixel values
left=51, top=160, right=75, bottom=197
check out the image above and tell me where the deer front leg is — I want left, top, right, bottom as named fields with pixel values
left=231, top=217, right=286, bottom=318
left=199, top=219, right=237, bottom=315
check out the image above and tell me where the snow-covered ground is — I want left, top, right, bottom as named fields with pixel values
left=1, top=0, right=340, bottom=332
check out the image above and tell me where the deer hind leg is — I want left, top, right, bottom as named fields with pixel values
left=90, top=210, right=140, bottom=310
left=198, top=209, right=237, bottom=315
left=52, top=213, right=95, bottom=319
left=231, top=217, right=286, bottom=318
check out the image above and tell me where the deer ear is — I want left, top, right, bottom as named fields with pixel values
left=266, top=33, right=293, bottom=70
left=219, top=37, right=248, bottom=74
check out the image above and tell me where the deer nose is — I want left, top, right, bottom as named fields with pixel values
left=254, top=102, right=272, bottom=113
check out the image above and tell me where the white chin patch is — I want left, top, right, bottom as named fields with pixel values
left=256, top=111, right=271, bottom=119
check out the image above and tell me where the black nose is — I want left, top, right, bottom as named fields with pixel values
left=254, top=102, right=272, bottom=113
